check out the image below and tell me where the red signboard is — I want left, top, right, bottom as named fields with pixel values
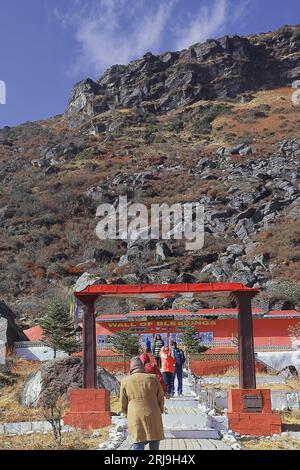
left=102, top=319, right=217, bottom=333
left=96, top=317, right=300, bottom=347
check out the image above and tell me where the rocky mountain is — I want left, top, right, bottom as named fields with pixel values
left=0, top=25, right=300, bottom=323
left=66, top=25, right=300, bottom=132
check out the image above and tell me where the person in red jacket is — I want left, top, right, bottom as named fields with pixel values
left=160, top=346, right=176, bottom=395
left=140, top=353, right=168, bottom=397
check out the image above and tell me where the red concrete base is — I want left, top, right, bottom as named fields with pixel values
left=227, top=388, right=281, bottom=436
left=64, top=388, right=111, bottom=429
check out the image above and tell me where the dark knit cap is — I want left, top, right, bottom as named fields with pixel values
left=130, top=356, right=144, bottom=373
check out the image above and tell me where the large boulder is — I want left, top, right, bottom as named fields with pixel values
left=279, top=365, right=299, bottom=380
left=74, top=272, right=107, bottom=292
left=20, top=358, right=120, bottom=408
left=97, top=367, right=120, bottom=397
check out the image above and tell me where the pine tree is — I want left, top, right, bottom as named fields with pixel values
left=181, top=326, right=207, bottom=354
left=110, top=331, right=141, bottom=357
left=41, top=300, right=80, bottom=358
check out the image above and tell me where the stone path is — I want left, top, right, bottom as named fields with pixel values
left=117, top=379, right=231, bottom=451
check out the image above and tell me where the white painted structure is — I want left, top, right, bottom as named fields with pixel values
left=257, top=351, right=300, bottom=373
left=14, top=342, right=68, bottom=362
left=0, top=341, right=5, bottom=365
left=0, top=317, right=7, bottom=365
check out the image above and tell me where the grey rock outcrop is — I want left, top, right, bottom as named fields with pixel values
left=279, top=365, right=299, bottom=380
left=156, top=242, right=173, bottom=262
left=20, top=358, right=120, bottom=408
left=65, top=26, right=300, bottom=127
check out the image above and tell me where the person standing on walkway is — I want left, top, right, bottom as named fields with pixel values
left=145, top=337, right=152, bottom=353
left=171, top=341, right=186, bottom=397
left=140, top=352, right=169, bottom=397
left=160, top=346, right=176, bottom=395
left=152, top=334, right=164, bottom=368
left=120, top=356, right=165, bottom=451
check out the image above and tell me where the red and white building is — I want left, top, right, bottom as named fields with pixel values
left=95, top=308, right=300, bottom=350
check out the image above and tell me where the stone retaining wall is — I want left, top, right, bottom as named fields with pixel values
left=0, top=420, right=74, bottom=436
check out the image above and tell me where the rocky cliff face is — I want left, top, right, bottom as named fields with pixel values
left=66, top=26, right=300, bottom=129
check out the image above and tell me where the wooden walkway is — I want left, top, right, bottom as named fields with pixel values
left=165, top=406, right=204, bottom=415
left=118, top=436, right=231, bottom=451
left=117, top=378, right=231, bottom=451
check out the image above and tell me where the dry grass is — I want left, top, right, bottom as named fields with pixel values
left=242, top=436, right=300, bottom=451
left=0, top=387, right=44, bottom=423
left=110, top=395, right=121, bottom=414
left=9, top=357, right=40, bottom=378
left=0, top=359, right=44, bottom=423
left=211, top=87, right=299, bottom=148
left=259, top=381, right=300, bottom=391
left=205, top=367, right=280, bottom=378
left=0, top=427, right=110, bottom=450
left=199, top=368, right=300, bottom=391
left=281, top=410, right=300, bottom=425
left=0, top=358, right=116, bottom=449
left=0, top=358, right=122, bottom=425
left=201, top=382, right=300, bottom=391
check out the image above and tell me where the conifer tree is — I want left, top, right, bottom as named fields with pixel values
left=181, top=326, right=207, bottom=354
left=110, top=331, right=141, bottom=357
left=41, top=300, right=80, bottom=358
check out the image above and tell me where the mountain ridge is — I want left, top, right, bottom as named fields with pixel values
left=66, top=24, right=300, bottom=130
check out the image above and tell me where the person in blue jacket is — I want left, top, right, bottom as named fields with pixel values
left=170, top=341, right=186, bottom=397
left=145, top=337, right=152, bottom=353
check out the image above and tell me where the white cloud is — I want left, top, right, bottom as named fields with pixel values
left=57, top=0, right=176, bottom=76
left=55, top=0, right=249, bottom=78
left=175, top=0, right=227, bottom=50
left=231, top=0, right=253, bottom=24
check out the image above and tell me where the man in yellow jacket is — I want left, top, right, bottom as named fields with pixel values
left=120, top=356, right=165, bottom=451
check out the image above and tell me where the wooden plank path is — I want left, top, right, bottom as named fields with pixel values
left=117, top=379, right=231, bottom=451
left=118, top=436, right=231, bottom=451
left=166, top=407, right=203, bottom=415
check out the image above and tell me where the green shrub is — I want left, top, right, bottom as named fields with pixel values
left=272, top=108, right=288, bottom=114
left=192, top=104, right=230, bottom=135
left=255, top=104, right=271, bottom=112
left=33, top=213, right=62, bottom=228
left=76, top=148, right=94, bottom=161
left=235, top=133, right=255, bottom=145
left=169, top=120, right=184, bottom=132
left=224, top=132, right=237, bottom=144
left=142, top=125, right=158, bottom=143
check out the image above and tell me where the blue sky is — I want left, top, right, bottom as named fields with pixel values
left=1, top=0, right=300, bottom=128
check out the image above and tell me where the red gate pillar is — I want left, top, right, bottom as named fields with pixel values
left=228, top=291, right=281, bottom=436
left=83, top=296, right=97, bottom=389
left=64, top=294, right=111, bottom=429
left=234, top=291, right=256, bottom=389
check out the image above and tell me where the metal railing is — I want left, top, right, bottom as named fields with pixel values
left=200, top=341, right=293, bottom=351
left=15, top=341, right=295, bottom=352
left=14, top=341, right=46, bottom=348
left=254, top=345, right=292, bottom=351
left=97, top=343, right=114, bottom=349
left=96, top=355, right=123, bottom=362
